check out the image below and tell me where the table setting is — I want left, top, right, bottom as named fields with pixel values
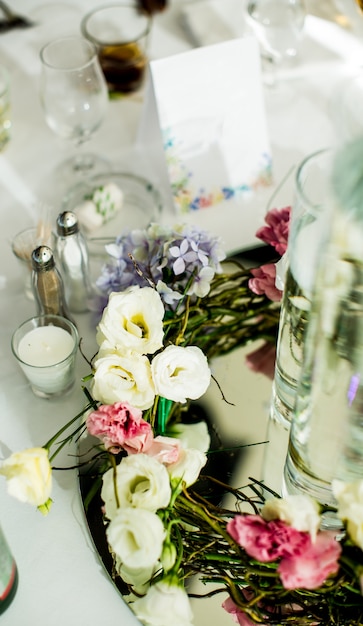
left=2, top=1, right=363, bottom=625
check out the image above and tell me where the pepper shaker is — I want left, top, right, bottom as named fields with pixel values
left=31, top=245, right=76, bottom=326
left=55, top=211, right=93, bottom=314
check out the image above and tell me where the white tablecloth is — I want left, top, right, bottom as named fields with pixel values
left=1, top=1, right=363, bottom=624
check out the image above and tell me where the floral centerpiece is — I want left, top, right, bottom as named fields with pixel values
left=2, top=210, right=363, bottom=626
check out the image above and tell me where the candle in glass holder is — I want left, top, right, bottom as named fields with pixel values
left=11, top=315, right=78, bottom=398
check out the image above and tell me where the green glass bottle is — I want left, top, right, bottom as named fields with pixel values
left=0, top=524, right=18, bottom=615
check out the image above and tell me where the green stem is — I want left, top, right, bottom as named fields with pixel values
left=44, top=400, right=94, bottom=453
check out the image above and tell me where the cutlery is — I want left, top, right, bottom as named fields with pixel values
left=0, top=1, right=35, bottom=31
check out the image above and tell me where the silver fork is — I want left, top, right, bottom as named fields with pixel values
left=0, top=1, right=35, bottom=29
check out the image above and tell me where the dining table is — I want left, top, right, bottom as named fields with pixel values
left=1, top=1, right=363, bottom=625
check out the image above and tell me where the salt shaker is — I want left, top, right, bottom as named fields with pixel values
left=55, top=211, right=93, bottom=313
left=31, top=245, right=76, bottom=326
left=0, top=523, right=18, bottom=615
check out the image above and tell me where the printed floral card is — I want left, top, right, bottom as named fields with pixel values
left=138, top=36, right=273, bottom=253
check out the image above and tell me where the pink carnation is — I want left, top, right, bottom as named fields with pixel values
left=226, top=514, right=310, bottom=562
left=86, top=402, right=153, bottom=453
left=223, top=594, right=311, bottom=625
left=249, top=264, right=282, bottom=302
left=245, top=341, right=276, bottom=379
left=278, top=531, right=341, bottom=590
left=222, top=596, right=255, bottom=626
left=142, top=435, right=181, bottom=464
left=256, top=206, right=291, bottom=255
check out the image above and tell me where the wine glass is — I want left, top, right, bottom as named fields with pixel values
left=39, top=35, right=109, bottom=181
left=246, top=0, right=306, bottom=88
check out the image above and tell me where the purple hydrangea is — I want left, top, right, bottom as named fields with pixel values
left=91, top=223, right=225, bottom=318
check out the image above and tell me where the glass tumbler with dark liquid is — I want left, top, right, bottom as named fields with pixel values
left=98, top=42, right=147, bottom=94
left=138, top=0, right=168, bottom=13
left=81, top=4, right=151, bottom=95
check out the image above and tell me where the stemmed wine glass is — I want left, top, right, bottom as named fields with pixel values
left=246, top=0, right=306, bottom=88
left=39, top=35, right=109, bottom=182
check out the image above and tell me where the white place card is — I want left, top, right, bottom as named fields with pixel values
left=138, top=36, right=273, bottom=253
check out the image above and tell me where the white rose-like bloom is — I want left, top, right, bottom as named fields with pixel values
left=332, top=479, right=363, bottom=549
left=132, top=581, right=194, bottom=626
left=91, top=351, right=155, bottom=410
left=261, top=495, right=321, bottom=540
left=0, top=447, right=52, bottom=512
left=168, top=448, right=207, bottom=487
left=96, top=287, right=164, bottom=355
left=170, top=421, right=210, bottom=454
left=117, top=561, right=159, bottom=596
left=151, top=344, right=211, bottom=403
left=107, top=507, right=165, bottom=570
left=101, top=454, right=171, bottom=519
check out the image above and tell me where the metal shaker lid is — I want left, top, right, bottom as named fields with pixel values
left=56, top=211, right=79, bottom=236
left=31, top=246, right=55, bottom=271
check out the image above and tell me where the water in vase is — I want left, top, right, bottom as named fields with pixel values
left=270, top=268, right=310, bottom=427
left=284, top=251, right=363, bottom=516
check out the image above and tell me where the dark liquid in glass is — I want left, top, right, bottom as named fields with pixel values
left=138, top=0, right=168, bottom=13
left=99, top=44, right=147, bottom=94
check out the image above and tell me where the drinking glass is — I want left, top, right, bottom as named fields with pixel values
left=246, top=0, right=306, bottom=87
left=81, top=4, right=151, bottom=96
left=39, top=35, right=109, bottom=181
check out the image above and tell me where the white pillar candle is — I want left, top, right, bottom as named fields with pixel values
left=18, top=326, right=74, bottom=366
left=12, top=319, right=78, bottom=398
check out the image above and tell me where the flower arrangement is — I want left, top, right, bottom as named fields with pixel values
left=3, top=211, right=363, bottom=626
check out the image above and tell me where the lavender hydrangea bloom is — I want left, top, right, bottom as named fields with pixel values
left=91, top=223, right=225, bottom=319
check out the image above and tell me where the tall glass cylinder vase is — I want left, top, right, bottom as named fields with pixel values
left=283, top=138, right=363, bottom=524
left=263, top=149, right=334, bottom=493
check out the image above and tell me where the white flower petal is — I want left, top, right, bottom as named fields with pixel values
left=151, top=345, right=211, bottom=403
left=96, top=287, right=164, bottom=355
left=107, top=508, right=165, bottom=570
left=132, top=581, right=194, bottom=626
left=101, top=454, right=171, bottom=519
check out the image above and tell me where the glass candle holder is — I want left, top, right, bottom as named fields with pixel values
left=11, top=315, right=78, bottom=399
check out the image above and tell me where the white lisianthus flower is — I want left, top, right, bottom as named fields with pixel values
left=132, top=581, right=194, bottom=626
left=170, top=421, right=210, bottom=454
left=168, top=448, right=207, bottom=487
left=101, top=454, right=171, bottom=519
left=151, top=345, right=211, bottom=403
left=91, top=351, right=155, bottom=410
left=261, top=495, right=321, bottom=540
left=107, top=507, right=165, bottom=570
left=117, top=561, right=159, bottom=596
left=332, top=479, right=363, bottom=550
left=0, top=447, right=52, bottom=514
left=96, top=287, right=164, bottom=355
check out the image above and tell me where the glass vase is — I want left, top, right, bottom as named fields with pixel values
left=283, top=138, right=363, bottom=524
left=263, top=149, right=334, bottom=493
